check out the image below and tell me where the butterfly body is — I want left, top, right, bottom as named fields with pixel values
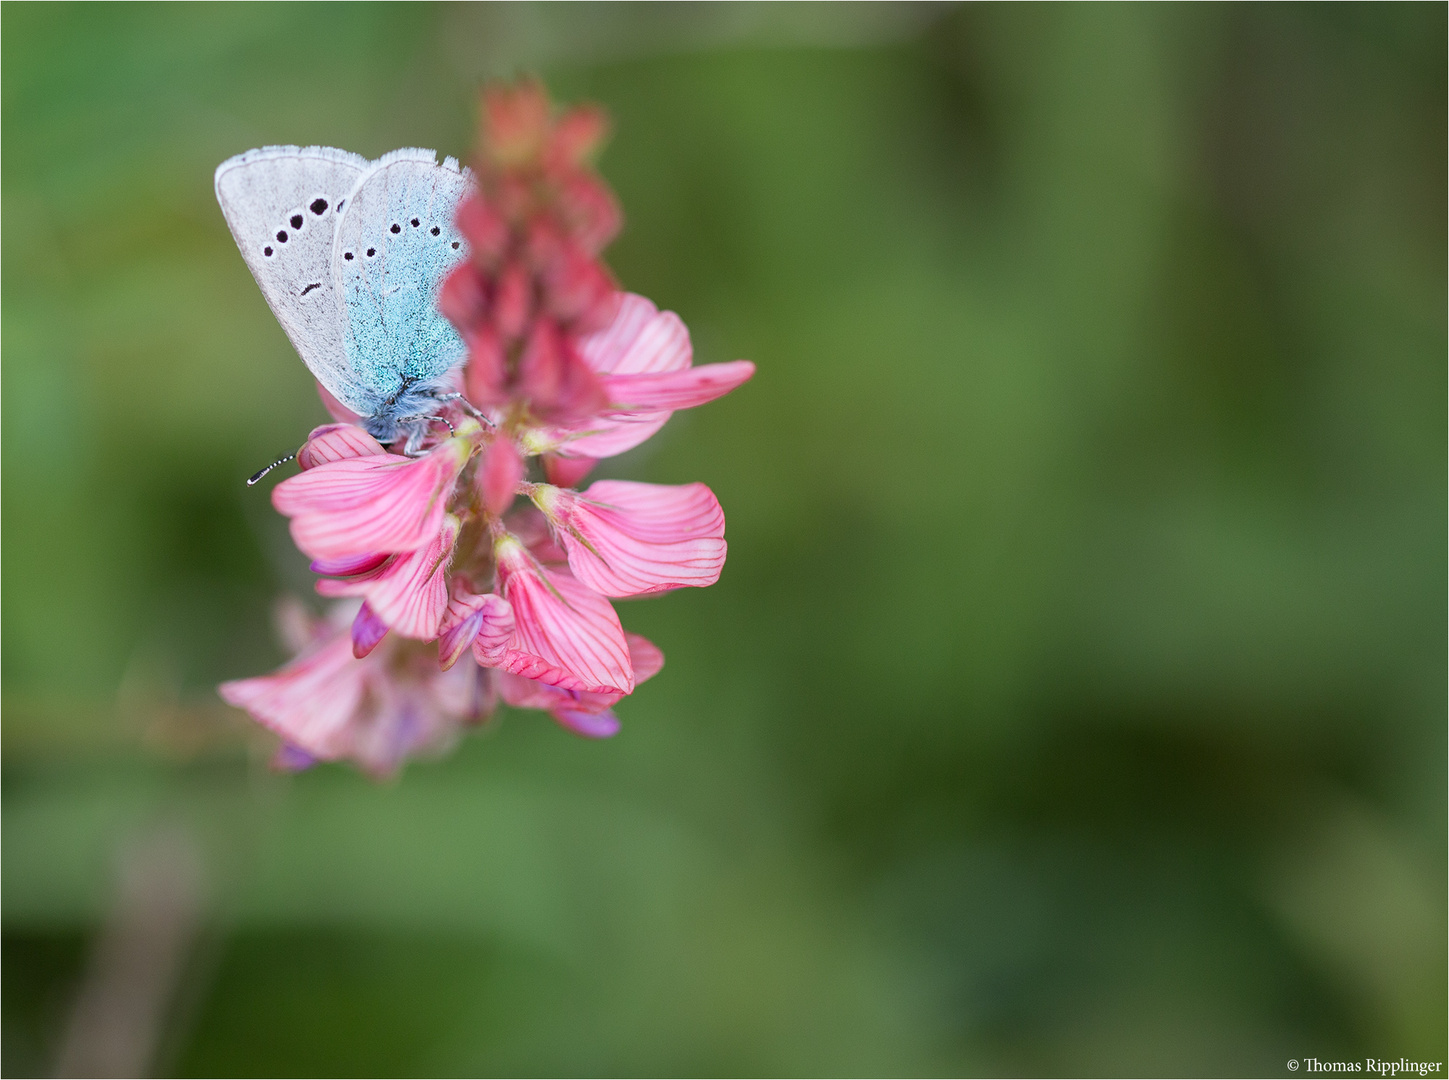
left=215, top=146, right=472, bottom=444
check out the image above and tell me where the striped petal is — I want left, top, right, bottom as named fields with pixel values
left=439, top=587, right=515, bottom=671
left=298, top=424, right=386, bottom=469
left=219, top=633, right=365, bottom=760
left=532, top=480, right=726, bottom=597
left=494, top=534, right=633, bottom=694
left=599, top=361, right=755, bottom=414
left=575, top=293, right=691, bottom=375
left=362, top=516, right=459, bottom=639
left=310, top=552, right=389, bottom=577
left=274, top=437, right=470, bottom=560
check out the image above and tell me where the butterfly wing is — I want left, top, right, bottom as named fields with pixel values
left=214, top=146, right=371, bottom=410
left=331, top=149, right=472, bottom=426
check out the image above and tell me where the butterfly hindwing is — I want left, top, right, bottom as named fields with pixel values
left=332, top=149, right=472, bottom=430
left=214, top=146, right=370, bottom=409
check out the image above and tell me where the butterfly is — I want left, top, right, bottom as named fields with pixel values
left=215, top=145, right=473, bottom=451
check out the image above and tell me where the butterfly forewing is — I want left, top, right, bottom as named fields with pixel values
left=214, top=146, right=369, bottom=410
left=331, top=149, right=472, bottom=425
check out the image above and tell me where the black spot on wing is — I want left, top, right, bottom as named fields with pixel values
left=300, top=283, right=321, bottom=296
left=310, top=198, right=329, bottom=215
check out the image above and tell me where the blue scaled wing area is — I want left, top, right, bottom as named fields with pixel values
left=331, top=149, right=473, bottom=424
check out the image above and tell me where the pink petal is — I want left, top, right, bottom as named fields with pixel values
left=496, top=671, right=625, bottom=715
left=551, top=708, right=620, bottom=739
left=310, top=552, right=390, bottom=577
left=219, top=634, right=365, bottom=759
left=576, top=294, right=692, bottom=375
left=478, top=436, right=524, bottom=517
left=274, top=438, right=470, bottom=560
left=625, top=632, right=665, bottom=685
left=497, top=671, right=567, bottom=711
left=494, top=535, right=633, bottom=694
left=299, top=424, right=387, bottom=469
left=351, top=601, right=389, bottom=658
left=358, top=516, right=460, bottom=639
left=470, top=593, right=516, bottom=666
left=600, top=361, right=755, bottom=413
left=534, top=480, right=727, bottom=597
left=438, top=587, right=514, bottom=671
left=553, top=411, right=671, bottom=460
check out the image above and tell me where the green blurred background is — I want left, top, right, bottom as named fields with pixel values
left=3, top=3, right=1444, bottom=1076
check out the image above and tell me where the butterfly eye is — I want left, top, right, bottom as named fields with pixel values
left=410, top=218, right=420, bottom=228
left=310, top=198, right=328, bottom=215
left=390, top=224, right=401, bottom=234
left=430, top=226, right=440, bottom=236
left=290, top=214, right=304, bottom=229
left=276, top=230, right=288, bottom=243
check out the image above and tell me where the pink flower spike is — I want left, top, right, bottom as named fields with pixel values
left=351, top=601, right=389, bottom=658
left=600, top=360, right=755, bottom=414
left=273, top=437, right=471, bottom=560
left=219, top=633, right=365, bottom=760
left=552, top=708, right=621, bottom=739
left=299, top=424, right=387, bottom=469
left=494, top=533, right=633, bottom=693
left=478, top=436, right=525, bottom=517
left=532, top=480, right=726, bottom=597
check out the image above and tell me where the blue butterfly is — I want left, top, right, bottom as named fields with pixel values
left=215, top=146, right=472, bottom=453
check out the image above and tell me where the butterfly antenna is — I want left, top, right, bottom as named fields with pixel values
left=246, top=451, right=297, bottom=487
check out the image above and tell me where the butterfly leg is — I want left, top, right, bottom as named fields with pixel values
left=395, top=414, right=456, bottom=456
left=433, top=391, right=491, bottom=425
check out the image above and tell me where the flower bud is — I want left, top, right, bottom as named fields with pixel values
left=464, top=323, right=507, bottom=406
left=455, top=195, right=508, bottom=268
left=438, top=262, right=489, bottom=330
left=477, top=435, right=524, bottom=517
left=494, top=261, right=532, bottom=341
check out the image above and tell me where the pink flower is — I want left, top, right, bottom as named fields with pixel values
left=528, top=480, right=726, bottom=597
left=316, top=515, right=460, bottom=640
left=219, top=603, right=490, bottom=777
left=273, top=434, right=471, bottom=561
left=531, top=293, right=755, bottom=464
left=498, top=632, right=664, bottom=738
left=492, top=531, right=634, bottom=694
